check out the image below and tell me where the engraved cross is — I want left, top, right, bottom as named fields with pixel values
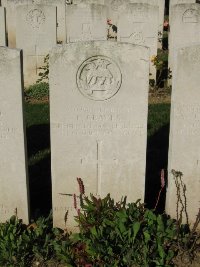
left=80, top=140, right=119, bottom=196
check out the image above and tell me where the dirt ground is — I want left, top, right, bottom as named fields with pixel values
left=148, top=87, right=171, bottom=104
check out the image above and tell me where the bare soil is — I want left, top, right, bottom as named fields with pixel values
left=148, top=87, right=171, bottom=104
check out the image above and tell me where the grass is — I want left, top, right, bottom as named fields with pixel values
left=25, top=103, right=50, bottom=164
left=146, top=103, right=171, bottom=211
left=148, top=103, right=170, bottom=137
left=24, top=103, right=51, bottom=219
left=24, top=102, right=49, bottom=127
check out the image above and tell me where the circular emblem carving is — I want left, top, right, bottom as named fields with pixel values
left=77, top=56, right=122, bottom=101
left=26, top=9, right=45, bottom=29
left=130, top=32, right=145, bottom=45
left=111, top=0, right=124, bottom=11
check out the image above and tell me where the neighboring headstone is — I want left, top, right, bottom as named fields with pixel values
left=33, top=0, right=66, bottom=43
left=7, top=0, right=33, bottom=48
left=0, top=47, right=29, bottom=224
left=0, top=7, right=6, bottom=45
left=16, top=4, right=56, bottom=86
left=66, top=4, right=107, bottom=42
left=50, top=41, right=149, bottom=230
left=105, top=0, right=130, bottom=26
left=0, top=0, right=8, bottom=7
left=169, top=0, right=196, bottom=20
left=170, top=0, right=196, bottom=7
left=130, top=0, right=165, bottom=47
left=118, top=3, right=158, bottom=79
left=167, top=44, right=200, bottom=230
left=169, top=4, right=200, bottom=75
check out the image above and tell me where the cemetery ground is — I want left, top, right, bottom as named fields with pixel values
left=0, top=83, right=199, bottom=267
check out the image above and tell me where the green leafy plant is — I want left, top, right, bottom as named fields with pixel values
left=36, top=54, right=49, bottom=84
left=0, top=173, right=199, bottom=266
left=25, top=82, right=49, bottom=101
left=0, top=213, right=73, bottom=266
left=71, top=192, right=177, bottom=266
left=151, top=49, right=172, bottom=89
left=29, top=213, right=55, bottom=263
left=0, top=215, right=33, bottom=266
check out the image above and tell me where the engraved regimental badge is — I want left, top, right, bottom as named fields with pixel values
left=182, top=9, right=199, bottom=23
left=26, top=9, right=45, bottom=29
left=76, top=56, right=122, bottom=101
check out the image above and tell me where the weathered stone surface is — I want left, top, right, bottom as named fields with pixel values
left=7, top=0, right=33, bottom=48
left=105, top=0, right=130, bottom=26
left=66, top=4, right=107, bottom=42
left=66, top=0, right=72, bottom=4
left=16, top=4, right=56, bottom=86
left=0, top=7, right=6, bottom=45
left=169, top=4, right=200, bottom=75
left=0, top=0, right=8, bottom=7
left=169, top=0, right=196, bottom=18
left=106, top=0, right=164, bottom=44
left=73, top=0, right=104, bottom=4
left=50, top=41, right=149, bottom=230
left=0, top=47, right=29, bottom=224
left=167, top=44, right=200, bottom=230
left=33, top=0, right=66, bottom=43
left=118, top=3, right=158, bottom=79
left=130, top=0, right=165, bottom=47
left=169, top=0, right=196, bottom=30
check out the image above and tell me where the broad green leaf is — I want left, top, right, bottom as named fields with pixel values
left=133, top=222, right=140, bottom=239
left=144, top=231, right=151, bottom=243
left=90, top=226, right=98, bottom=237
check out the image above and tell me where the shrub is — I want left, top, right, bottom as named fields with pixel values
left=0, top=216, right=33, bottom=266
left=72, top=194, right=177, bottom=266
left=25, top=82, right=49, bottom=100
left=36, top=54, right=49, bottom=84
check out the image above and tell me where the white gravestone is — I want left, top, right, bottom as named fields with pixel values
left=169, top=4, right=200, bottom=76
left=66, top=4, right=107, bottom=42
left=0, top=47, right=29, bottom=224
left=0, top=0, right=8, bottom=7
left=7, top=0, right=33, bottom=48
left=105, top=0, right=131, bottom=27
left=118, top=3, right=158, bottom=80
left=167, top=44, right=200, bottom=230
left=0, top=7, right=6, bottom=45
left=16, top=4, right=56, bottom=86
left=169, top=0, right=196, bottom=22
left=50, top=41, right=149, bottom=230
left=129, top=0, right=165, bottom=48
left=33, top=0, right=66, bottom=43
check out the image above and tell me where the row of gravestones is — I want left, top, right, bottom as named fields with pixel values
left=1, top=0, right=200, bottom=230
left=1, top=39, right=200, bottom=231
left=0, top=0, right=165, bottom=86
left=1, top=0, right=199, bottom=88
